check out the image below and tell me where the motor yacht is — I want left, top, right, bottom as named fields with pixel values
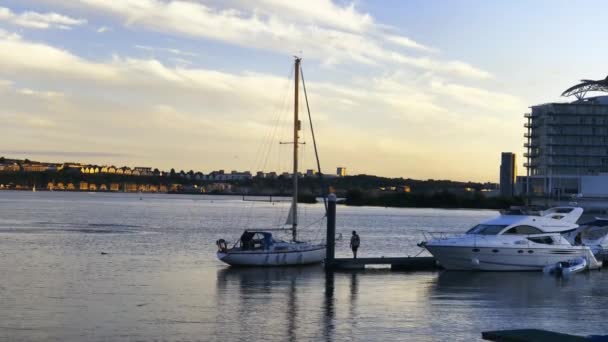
left=423, top=207, right=604, bottom=271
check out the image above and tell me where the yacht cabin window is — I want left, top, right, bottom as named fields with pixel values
left=527, top=236, right=554, bottom=245
left=466, top=224, right=508, bottom=235
left=502, top=225, right=544, bottom=235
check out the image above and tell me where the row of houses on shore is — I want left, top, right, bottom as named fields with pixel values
left=0, top=181, right=234, bottom=193
left=0, top=161, right=345, bottom=181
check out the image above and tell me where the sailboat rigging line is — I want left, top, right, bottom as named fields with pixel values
left=240, top=63, right=294, bottom=231
left=257, top=64, right=294, bottom=173
left=300, top=66, right=328, bottom=212
left=301, top=214, right=326, bottom=230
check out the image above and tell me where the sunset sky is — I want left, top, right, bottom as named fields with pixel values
left=1, top=0, right=607, bottom=181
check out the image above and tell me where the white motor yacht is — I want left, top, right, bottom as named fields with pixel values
left=423, top=207, right=604, bottom=271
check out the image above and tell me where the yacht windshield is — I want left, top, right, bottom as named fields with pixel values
left=466, top=224, right=508, bottom=235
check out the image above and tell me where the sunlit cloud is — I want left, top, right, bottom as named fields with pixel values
left=0, top=1, right=527, bottom=180
left=0, top=6, right=86, bottom=30
left=385, top=34, right=438, bottom=53
left=135, top=44, right=198, bottom=57
left=53, top=0, right=490, bottom=79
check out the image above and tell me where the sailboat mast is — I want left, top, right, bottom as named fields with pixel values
left=292, top=57, right=301, bottom=242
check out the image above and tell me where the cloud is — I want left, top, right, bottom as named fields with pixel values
left=385, top=34, right=438, bottom=53
left=18, top=88, right=64, bottom=99
left=0, top=35, right=120, bottom=81
left=135, top=44, right=198, bottom=57
left=56, top=0, right=489, bottom=79
left=0, top=6, right=86, bottom=30
left=96, top=26, right=110, bottom=33
left=229, top=0, right=374, bottom=33
left=0, top=150, right=129, bottom=158
left=0, top=28, right=520, bottom=180
left=429, top=80, right=524, bottom=111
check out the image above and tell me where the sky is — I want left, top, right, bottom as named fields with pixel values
left=0, top=0, right=607, bottom=182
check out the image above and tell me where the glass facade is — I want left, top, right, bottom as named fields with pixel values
left=525, top=99, right=608, bottom=177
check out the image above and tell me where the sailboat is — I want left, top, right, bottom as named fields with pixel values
left=215, top=57, right=326, bottom=266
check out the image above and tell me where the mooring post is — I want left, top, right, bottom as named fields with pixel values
left=325, top=193, right=336, bottom=269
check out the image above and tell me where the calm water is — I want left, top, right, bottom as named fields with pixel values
left=1, top=191, right=607, bottom=341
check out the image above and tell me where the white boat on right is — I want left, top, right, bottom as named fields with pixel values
left=423, top=206, right=607, bottom=271
left=543, top=256, right=587, bottom=277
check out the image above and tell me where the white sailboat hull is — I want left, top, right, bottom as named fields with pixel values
left=217, top=244, right=326, bottom=266
left=426, top=245, right=598, bottom=271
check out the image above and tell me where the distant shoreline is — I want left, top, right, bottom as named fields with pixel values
left=0, top=189, right=518, bottom=210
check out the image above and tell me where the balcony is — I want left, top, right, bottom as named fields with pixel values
left=547, top=151, right=608, bottom=157
left=546, top=140, right=607, bottom=147
left=524, top=133, right=538, bottom=138
left=523, top=152, right=539, bottom=158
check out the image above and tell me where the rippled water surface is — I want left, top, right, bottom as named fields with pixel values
left=1, top=191, right=607, bottom=341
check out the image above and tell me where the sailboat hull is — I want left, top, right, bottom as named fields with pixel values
left=217, top=244, right=326, bottom=266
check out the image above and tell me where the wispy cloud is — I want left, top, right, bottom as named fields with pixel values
left=96, top=26, right=110, bottom=33
left=59, top=0, right=489, bottom=79
left=385, top=34, right=438, bottom=53
left=0, top=6, right=86, bottom=30
left=135, top=44, right=198, bottom=57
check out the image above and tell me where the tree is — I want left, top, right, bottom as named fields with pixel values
left=170, top=168, right=176, bottom=177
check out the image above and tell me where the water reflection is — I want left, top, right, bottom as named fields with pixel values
left=215, top=267, right=366, bottom=342
left=323, top=270, right=335, bottom=342
left=215, top=266, right=326, bottom=341
left=432, top=271, right=605, bottom=307
left=428, top=270, right=608, bottom=336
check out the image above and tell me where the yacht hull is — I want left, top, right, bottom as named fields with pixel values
left=217, top=244, right=326, bottom=266
left=426, top=245, right=595, bottom=271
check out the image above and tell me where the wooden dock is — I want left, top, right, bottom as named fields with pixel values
left=324, top=197, right=440, bottom=271
left=481, top=329, right=592, bottom=341
left=326, top=256, right=440, bottom=271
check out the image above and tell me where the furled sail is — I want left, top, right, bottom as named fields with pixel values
left=285, top=202, right=294, bottom=226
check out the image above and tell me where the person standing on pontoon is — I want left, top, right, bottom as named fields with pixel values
left=350, top=231, right=360, bottom=259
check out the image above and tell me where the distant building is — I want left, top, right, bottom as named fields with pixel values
left=79, top=182, right=88, bottom=191
left=134, top=167, right=152, bottom=176
left=337, top=167, right=347, bottom=177
left=500, top=152, right=516, bottom=197
left=0, top=163, right=20, bottom=172
left=22, top=164, right=49, bottom=172
left=519, top=77, right=608, bottom=202
left=306, top=169, right=315, bottom=177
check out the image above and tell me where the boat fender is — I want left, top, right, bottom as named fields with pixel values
left=216, top=239, right=228, bottom=252
left=471, top=258, right=480, bottom=266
